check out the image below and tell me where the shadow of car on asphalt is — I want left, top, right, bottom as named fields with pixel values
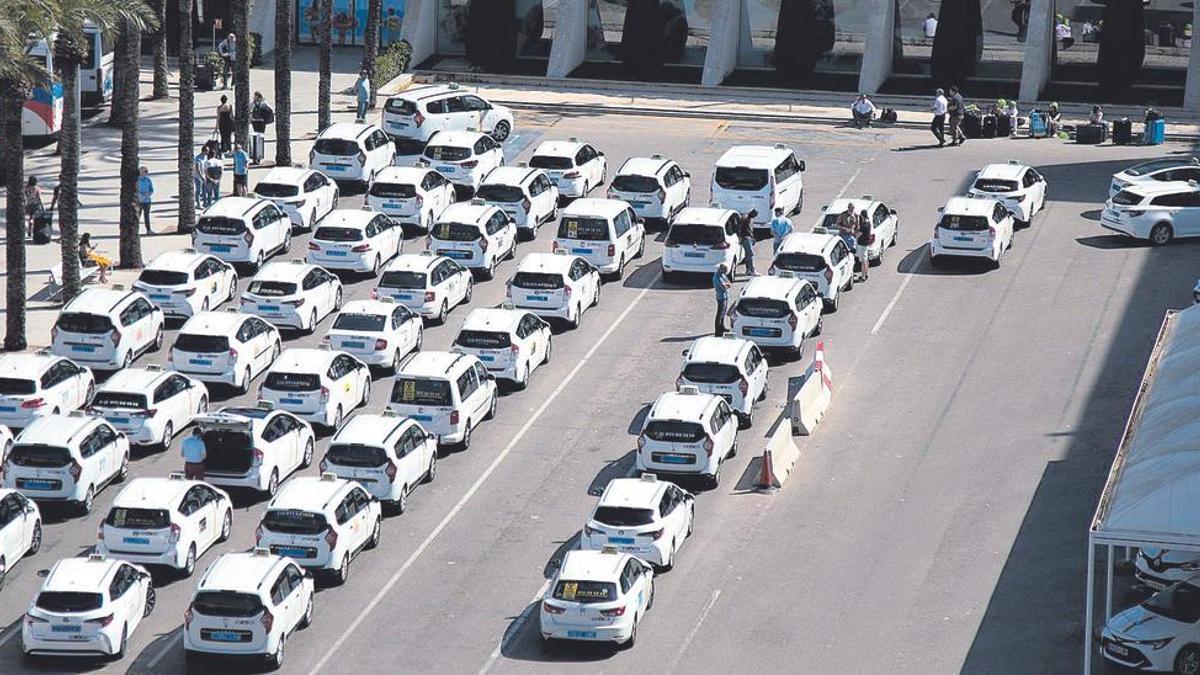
left=895, top=243, right=991, bottom=276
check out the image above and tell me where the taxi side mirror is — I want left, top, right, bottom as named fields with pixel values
left=37, top=569, right=49, bottom=578
left=798, top=160, right=807, bottom=172
left=889, top=208, right=898, bottom=215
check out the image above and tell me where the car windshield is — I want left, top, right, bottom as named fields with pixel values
left=557, top=217, right=610, bottom=241
left=105, top=507, right=170, bottom=529
left=511, top=272, right=564, bottom=290
left=735, top=298, right=790, bottom=318
left=1112, top=190, right=1143, bottom=206
left=644, top=420, right=706, bottom=442
left=264, top=372, right=320, bottom=391
left=432, top=223, right=482, bottom=242
left=333, top=313, right=386, bottom=332
left=682, top=363, right=741, bottom=384
left=326, top=443, right=388, bottom=467
left=92, top=392, right=147, bottom=409
left=424, top=145, right=471, bottom=162
left=314, top=226, right=364, bottom=242
left=392, top=378, right=451, bottom=406
left=384, top=98, right=417, bottom=115
left=173, top=334, right=229, bottom=353
left=369, top=182, right=416, bottom=199
left=314, top=138, right=359, bottom=156
left=611, top=175, right=659, bottom=193
left=667, top=225, right=725, bottom=246
left=455, top=330, right=511, bottom=349
left=529, top=155, right=572, bottom=170
left=247, top=281, right=297, bottom=297
left=36, top=592, right=103, bottom=613
left=593, top=506, right=656, bottom=527
left=9, top=444, right=72, bottom=468
left=1126, top=159, right=1191, bottom=177
left=1144, top=582, right=1200, bottom=624
left=476, top=184, right=525, bottom=203
left=379, top=271, right=426, bottom=289
left=196, top=216, right=246, bottom=235
left=255, top=182, right=299, bottom=198
left=138, top=269, right=189, bottom=286
left=0, top=378, right=36, bottom=395
left=773, top=252, right=826, bottom=273
left=552, top=580, right=616, bottom=604
left=939, top=214, right=989, bottom=231
left=262, top=508, right=327, bottom=534
left=56, top=312, right=113, bottom=334
left=192, top=591, right=265, bottom=617
left=973, top=179, right=1018, bottom=193
left=715, top=167, right=768, bottom=191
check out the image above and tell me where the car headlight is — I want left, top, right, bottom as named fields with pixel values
left=1181, top=561, right=1200, bottom=571
left=1144, top=637, right=1174, bottom=650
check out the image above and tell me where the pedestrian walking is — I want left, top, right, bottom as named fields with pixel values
left=232, top=143, right=249, bottom=196
left=712, top=263, right=732, bottom=337
left=737, top=209, right=758, bottom=277
left=217, top=33, right=236, bottom=89
left=769, top=207, right=793, bottom=253
left=1011, top=0, right=1031, bottom=41
left=856, top=209, right=872, bottom=282
left=193, top=146, right=208, bottom=208
left=136, top=166, right=154, bottom=234
left=923, top=13, right=938, bottom=38
left=215, top=95, right=235, bottom=154
left=181, top=428, right=207, bottom=480
left=204, top=148, right=224, bottom=205
left=930, top=88, right=948, bottom=146
left=947, top=86, right=967, bottom=146
left=354, top=70, right=371, bottom=122
left=250, top=91, right=274, bottom=166
left=23, top=176, right=44, bottom=237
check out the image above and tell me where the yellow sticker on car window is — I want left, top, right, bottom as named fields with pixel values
left=566, top=220, right=578, bottom=238
left=440, top=224, right=450, bottom=239
left=561, top=582, right=577, bottom=600
left=402, top=380, right=416, bottom=401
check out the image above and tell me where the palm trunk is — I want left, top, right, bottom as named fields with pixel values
left=178, top=0, right=197, bottom=232
left=318, top=0, right=332, bottom=131
left=233, top=0, right=251, bottom=148
left=59, top=54, right=83, bottom=300
left=364, top=0, right=381, bottom=107
left=274, top=0, right=292, bottom=165
left=117, top=21, right=143, bottom=269
left=107, top=31, right=128, bottom=128
left=2, top=96, right=27, bottom=351
left=152, top=0, right=170, bottom=98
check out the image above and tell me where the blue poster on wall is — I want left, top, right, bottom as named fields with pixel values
left=297, top=0, right=405, bottom=46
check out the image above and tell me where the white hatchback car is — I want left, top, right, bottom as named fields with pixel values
left=421, top=130, right=505, bottom=197
left=1101, top=579, right=1200, bottom=673
left=365, top=166, right=456, bottom=233
left=4, top=413, right=129, bottom=515
left=817, top=195, right=900, bottom=265
left=254, top=166, right=339, bottom=231
left=309, top=122, right=396, bottom=186
left=661, top=207, right=742, bottom=281
left=305, top=209, right=402, bottom=275
left=96, top=475, right=232, bottom=576
left=326, top=299, right=423, bottom=372
left=1103, top=182, right=1200, bottom=246
left=428, top=201, right=517, bottom=279
left=930, top=196, right=1015, bottom=268
left=770, top=232, right=856, bottom=311
left=731, top=275, right=823, bottom=357
left=193, top=404, right=315, bottom=497
left=169, top=311, right=281, bottom=393
left=389, top=352, right=497, bottom=449
left=608, top=155, right=691, bottom=226
left=241, top=260, right=343, bottom=334
left=678, top=335, right=768, bottom=428
left=22, top=554, right=154, bottom=659
left=381, top=83, right=515, bottom=152
left=0, top=488, right=42, bottom=588
left=507, top=252, right=601, bottom=327
left=193, top=197, right=292, bottom=271
left=1134, top=548, right=1200, bottom=592
left=135, top=249, right=239, bottom=319
left=967, top=161, right=1047, bottom=226
left=321, top=412, right=437, bottom=514
left=89, top=366, right=207, bottom=449
left=1110, top=157, right=1200, bottom=199
left=711, top=144, right=806, bottom=231
left=51, top=286, right=165, bottom=371
left=553, top=199, right=646, bottom=278
left=635, top=388, right=738, bottom=489
left=0, top=353, right=94, bottom=429
left=375, top=252, right=473, bottom=325
left=477, top=165, right=559, bottom=236
left=256, top=474, right=381, bottom=584
left=529, top=139, right=607, bottom=199
left=259, top=348, right=371, bottom=431
left=539, top=548, right=654, bottom=647
left=451, top=306, right=552, bottom=389
left=581, top=474, right=694, bottom=570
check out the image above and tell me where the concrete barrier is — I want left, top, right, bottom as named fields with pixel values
left=791, top=341, right=833, bottom=436
left=757, top=422, right=802, bottom=491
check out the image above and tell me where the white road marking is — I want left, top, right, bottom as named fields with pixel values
left=810, top=165, right=865, bottom=229
left=144, top=628, right=182, bottom=670
left=478, top=578, right=553, bottom=674
left=667, top=588, right=722, bottom=673
left=871, top=247, right=926, bottom=335
left=308, top=282, right=656, bottom=675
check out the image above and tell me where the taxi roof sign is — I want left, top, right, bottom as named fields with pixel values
left=640, top=473, right=658, bottom=482
left=600, top=545, right=619, bottom=555
left=679, top=385, right=700, bottom=395
left=320, top=472, right=337, bottom=481
left=255, top=400, right=274, bottom=410
left=253, top=547, right=271, bottom=556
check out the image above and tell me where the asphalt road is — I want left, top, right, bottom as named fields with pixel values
left=0, top=110, right=1194, bottom=675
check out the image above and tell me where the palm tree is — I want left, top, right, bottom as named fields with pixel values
left=232, top=0, right=249, bottom=147
left=318, top=0, right=332, bottom=131
left=178, top=0, right=196, bottom=231
left=114, top=19, right=144, bottom=268
left=274, top=0, right=292, bottom=165
left=150, top=0, right=168, bottom=98
left=363, top=0, right=380, bottom=108
left=54, top=0, right=155, bottom=300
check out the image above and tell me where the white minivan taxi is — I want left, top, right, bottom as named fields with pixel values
left=635, top=388, right=738, bottom=489
left=580, top=474, right=694, bottom=570
left=608, top=155, right=691, bottom=226
left=507, top=252, right=601, bottom=327
left=253, top=167, right=339, bottom=231
left=321, top=412, right=437, bottom=515
left=193, top=404, right=315, bottom=497
left=553, top=199, right=645, bottom=278
left=193, top=197, right=292, bottom=271
left=4, top=413, right=129, bottom=515
left=134, top=249, right=239, bottom=319
left=381, top=84, right=515, bottom=152
left=51, top=287, right=164, bottom=371
left=259, top=348, right=371, bottom=431
left=428, top=201, right=517, bottom=279
left=731, top=275, right=823, bottom=357
left=770, top=232, right=855, bottom=312
left=325, top=299, right=423, bottom=372
left=661, top=207, right=742, bottom=281
left=421, top=130, right=505, bottom=198
left=0, top=353, right=94, bottom=429
left=169, top=311, right=282, bottom=393
left=678, top=335, right=768, bottom=428
left=711, top=144, right=805, bottom=230
left=309, top=122, right=396, bottom=186
left=528, top=139, right=607, bottom=199
left=374, top=252, right=473, bottom=324
left=305, top=209, right=402, bottom=275
left=240, top=261, right=343, bottom=334
left=539, top=548, right=654, bottom=647
left=930, top=196, right=1015, bottom=268
left=365, top=166, right=456, bottom=233
left=451, top=306, right=552, bottom=389
left=476, top=165, right=559, bottom=236
left=968, top=161, right=1047, bottom=226
left=89, top=366, right=207, bottom=449
left=389, top=352, right=497, bottom=449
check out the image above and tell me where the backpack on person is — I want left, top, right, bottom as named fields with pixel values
left=258, top=103, right=275, bottom=126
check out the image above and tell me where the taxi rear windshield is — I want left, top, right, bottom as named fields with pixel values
left=392, top=378, right=451, bottom=406
left=1126, top=159, right=1184, bottom=177
left=611, top=175, right=659, bottom=193
left=314, top=226, right=364, bottom=242
left=196, top=217, right=246, bottom=235
left=557, top=217, right=609, bottom=241
left=529, top=155, right=572, bottom=170
left=715, top=167, right=768, bottom=191
left=644, top=421, right=706, bottom=443
left=192, top=591, right=265, bottom=617
left=326, top=443, right=388, bottom=467
left=254, top=182, right=298, bottom=198
left=511, top=272, right=564, bottom=290
left=105, top=507, right=170, bottom=529
left=973, top=179, right=1018, bottom=193
left=333, top=313, right=386, bottom=332
left=264, top=372, right=320, bottom=391
left=455, top=330, right=511, bottom=349
left=939, top=214, right=989, bottom=231
left=424, top=145, right=471, bottom=162
left=173, top=334, right=229, bottom=353
left=0, top=378, right=36, bottom=395
left=593, top=507, right=655, bottom=527
left=92, top=392, right=147, bottom=409
left=247, top=281, right=297, bottom=297
left=139, top=269, right=189, bottom=286
left=55, top=312, right=114, bottom=334
left=262, top=509, right=327, bottom=534
left=819, top=214, right=842, bottom=229
left=379, top=271, right=426, bottom=289
left=1112, top=190, right=1143, bottom=206
left=384, top=98, right=417, bottom=115
left=773, top=252, right=826, bottom=273
left=9, top=444, right=72, bottom=468
left=36, top=591, right=103, bottom=612
left=314, top=138, right=359, bottom=156
left=476, top=184, right=524, bottom=203
left=553, top=580, right=616, bottom=604
left=369, top=182, right=416, bottom=199
left=682, top=363, right=741, bottom=384
left=667, top=225, right=724, bottom=246
left=432, top=223, right=481, bottom=242
left=735, top=298, right=790, bottom=318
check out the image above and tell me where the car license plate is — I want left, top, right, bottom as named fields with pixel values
left=123, top=536, right=150, bottom=545
left=72, top=345, right=96, bottom=353
left=209, top=244, right=231, bottom=252
left=608, top=536, right=635, bottom=545
left=480, top=355, right=495, bottom=362
left=747, top=327, right=773, bottom=337
left=527, top=295, right=548, bottom=302
left=953, top=236, right=973, bottom=242
left=151, top=294, right=171, bottom=301
left=344, top=341, right=365, bottom=349
left=0, top=405, right=15, bottom=413
left=384, top=202, right=401, bottom=209
left=396, top=293, right=413, bottom=300
left=276, top=546, right=307, bottom=557
left=445, top=251, right=470, bottom=259
left=23, top=480, right=54, bottom=489
left=630, top=201, right=647, bottom=207
left=260, top=304, right=280, bottom=312
left=1108, top=644, right=1129, bottom=657
left=1144, top=578, right=1167, bottom=591
left=684, top=252, right=705, bottom=258
left=326, top=165, right=346, bottom=172
left=111, top=417, right=130, bottom=425
left=437, top=165, right=455, bottom=173
left=567, top=630, right=597, bottom=639
left=210, top=630, right=242, bottom=642
left=52, top=625, right=81, bottom=633
left=571, top=248, right=590, bottom=255
left=411, top=414, right=432, bottom=422
left=328, top=250, right=347, bottom=256
left=390, top=121, right=408, bottom=128
left=189, top=358, right=213, bottom=366
left=281, top=398, right=304, bottom=405
left=662, top=455, right=691, bottom=464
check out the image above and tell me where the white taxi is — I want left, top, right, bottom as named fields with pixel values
left=89, top=366, right=207, bottom=449
left=51, top=286, right=164, bottom=371
left=678, top=335, right=768, bottom=428
left=539, top=547, right=654, bottom=647
left=930, top=197, right=1015, bottom=268
left=731, top=274, right=823, bottom=357
left=259, top=347, right=370, bottom=431
left=382, top=84, right=515, bottom=151
left=476, top=165, right=559, bottom=237
left=528, top=138, right=607, bottom=198
left=240, top=260, right=343, bottom=334
left=0, top=353, right=94, bottom=429
left=967, top=161, right=1047, bottom=226
left=4, top=413, right=129, bottom=515
left=581, top=474, right=694, bottom=570
left=1110, top=157, right=1200, bottom=199
left=451, top=306, right=552, bottom=389
left=256, top=474, right=381, bottom=584
left=309, top=122, right=395, bottom=186
left=305, top=209, right=402, bottom=275
left=661, top=206, right=742, bottom=280
left=321, top=412, right=437, bottom=515
left=507, top=252, right=601, bottom=327
left=608, top=155, right=691, bottom=226
left=193, top=197, right=292, bottom=271
left=1102, top=182, right=1200, bottom=246
left=0, top=489, right=42, bottom=588
left=374, top=252, right=473, bottom=324
left=553, top=199, right=645, bottom=278
left=134, top=249, right=239, bottom=319
left=389, top=352, right=497, bottom=449
left=253, top=167, right=339, bottom=231
left=365, top=166, right=456, bottom=233
left=711, top=144, right=805, bottom=231
left=817, top=195, right=900, bottom=264
left=168, top=311, right=281, bottom=393
left=97, top=475, right=232, bottom=576
left=193, top=403, right=315, bottom=497
left=420, top=129, right=505, bottom=197
left=428, top=201, right=517, bottom=279
left=22, top=554, right=154, bottom=658
left=770, top=232, right=855, bottom=312
left=635, top=388, right=738, bottom=489
left=326, top=299, right=423, bottom=372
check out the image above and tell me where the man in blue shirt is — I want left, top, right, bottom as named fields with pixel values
left=181, top=429, right=207, bottom=480
left=355, top=70, right=371, bottom=122
left=769, top=207, right=793, bottom=253
left=232, top=143, right=249, bottom=197
left=136, top=166, right=154, bottom=234
left=713, top=263, right=732, bottom=337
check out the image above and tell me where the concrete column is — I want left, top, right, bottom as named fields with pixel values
left=737, top=0, right=756, bottom=67
left=1185, top=0, right=1200, bottom=109
left=1019, top=0, right=1055, bottom=102
left=547, top=0, right=588, bottom=78
left=399, top=0, right=438, bottom=69
left=702, top=0, right=741, bottom=86
left=858, top=0, right=896, bottom=94
left=249, top=0, right=275, bottom=55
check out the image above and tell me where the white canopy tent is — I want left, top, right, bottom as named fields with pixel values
left=1087, top=304, right=1200, bottom=672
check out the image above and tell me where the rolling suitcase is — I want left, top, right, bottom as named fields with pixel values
left=962, top=113, right=982, bottom=139
left=997, top=115, right=1013, bottom=137
left=249, top=131, right=265, bottom=163
left=1113, top=118, right=1133, bottom=145
left=981, top=114, right=997, bottom=139
left=1076, top=123, right=1106, bottom=144
left=1029, top=111, right=1049, bottom=138
left=31, top=211, right=52, bottom=244
left=1144, top=119, right=1165, bottom=145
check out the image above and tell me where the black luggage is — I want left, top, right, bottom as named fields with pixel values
left=996, top=115, right=1013, bottom=137
left=1159, top=23, right=1176, bottom=47
left=1076, top=123, right=1107, bottom=144
left=962, top=113, right=982, bottom=139
left=981, top=114, right=997, bottom=139
left=32, top=211, right=52, bottom=244
left=1113, top=118, right=1133, bottom=145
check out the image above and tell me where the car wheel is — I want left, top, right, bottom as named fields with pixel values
left=636, top=236, right=645, bottom=259
left=367, top=517, right=381, bottom=549
left=425, top=452, right=437, bottom=483
left=272, top=341, right=282, bottom=361
left=437, top=301, right=448, bottom=325
left=160, top=422, right=174, bottom=451
left=486, top=392, right=497, bottom=420
left=464, top=280, right=474, bottom=304
left=391, top=348, right=402, bottom=374
left=483, top=256, right=496, bottom=280
left=254, top=250, right=265, bottom=271
left=459, top=422, right=472, bottom=451
left=414, top=327, right=424, bottom=352
left=302, top=437, right=314, bottom=468
left=543, top=337, right=552, bottom=365
left=270, top=636, right=285, bottom=670
left=79, top=485, right=94, bottom=515
left=491, top=121, right=511, bottom=142
left=267, top=468, right=280, bottom=497
left=122, top=350, right=133, bottom=369
left=183, top=543, right=196, bottom=577
left=116, top=452, right=129, bottom=482
left=661, top=540, right=676, bottom=572
left=706, top=464, right=721, bottom=490
left=238, top=368, right=252, bottom=394
left=27, top=521, right=42, bottom=555
left=361, top=381, right=371, bottom=407
left=812, top=317, right=823, bottom=337
left=517, top=363, right=530, bottom=390
left=334, top=554, right=350, bottom=586
left=1176, top=646, right=1200, bottom=675
left=85, top=382, right=95, bottom=405
left=143, top=584, right=156, bottom=617
left=300, top=595, right=314, bottom=629
left=329, top=405, right=343, bottom=432
left=198, top=395, right=209, bottom=414
left=304, top=309, right=319, bottom=335
left=568, top=303, right=581, bottom=329
left=334, top=288, right=343, bottom=311
left=227, top=275, right=239, bottom=301
left=739, top=407, right=753, bottom=430
left=219, top=509, right=232, bottom=542
left=152, top=325, right=164, bottom=352
left=0, top=557, right=6, bottom=592
left=1151, top=222, right=1174, bottom=246
left=112, top=625, right=127, bottom=660
left=826, top=293, right=839, bottom=314
left=282, top=229, right=292, bottom=254
left=371, top=255, right=381, bottom=275
left=623, top=619, right=638, bottom=649
left=687, top=505, right=694, bottom=536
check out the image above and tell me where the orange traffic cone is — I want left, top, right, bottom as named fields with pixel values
left=758, top=449, right=777, bottom=492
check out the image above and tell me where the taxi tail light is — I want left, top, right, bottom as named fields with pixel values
left=413, top=112, right=426, bottom=127
left=184, top=606, right=194, bottom=629
left=255, top=523, right=265, bottom=544
left=824, top=268, right=833, bottom=283
left=450, top=410, right=460, bottom=426
left=510, top=344, right=520, bottom=358
left=479, top=237, right=489, bottom=252
left=657, top=189, right=666, bottom=202
left=415, top=194, right=424, bottom=207
left=637, top=434, right=647, bottom=450
left=69, top=460, right=83, bottom=481
left=308, top=242, right=320, bottom=251
left=131, top=408, right=157, bottom=418
left=175, top=288, right=197, bottom=297
left=521, top=198, right=531, bottom=211
left=424, top=291, right=436, bottom=303
left=374, top=339, right=388, bottom=351
left=86, top=614, right=115, bottom=628
left=564, top=171, right=581, bottom=179
left=1127, top=210, right=1145, bottom=217
left=787, top=314, right=798, bottom=330
left=357, top=151, right=366, bottom=164
left=20, top=398, right=46, bottom=409
left=319, top=458, right=328, bottom=472
left=542, top=602, right=565, bottom=615
left=228, top=347, right=239, bottom=361
left=676, top=375, right=685, bottom=388
left=461, top=160, right=478, bottom=169
left=641, top=529, right=665, bottom=541
left=988, top=226, right=997, bottom=240
left=607, top=244, right=616, bottom=257
left=25, top=613, right=48, bottom=626
left=370, top=289, right=379, bottom=300
left=243, top=231, right=255, bottom=246
left=108, top=331, right=121, bottom=348
left=352, top=244, right=372, bottom=252
left=563, top=285, right=572, bottom=299
left=738, top=378, right=749, bottom=396
left=713, top=240, right=730, bottom=250
left=284, top=299, right=305, bottom=307
left=1013, top=194, right=1027, bottom=202
left=385, top=460, right=398, bottom=481
left=168, top=523, right=181, bottom=543
left=252, top=448, right=265, bottom=465
left=600, top=606, right=627, bottom=617
left=583, top=524, right=601, bottom=537
left=324, top=525, right=338, bottom=550
left=703, top=437, right=714, bottom=457
left=320, top=386, right=330, bottom=403
left=260, top=607, right=274, bottom=634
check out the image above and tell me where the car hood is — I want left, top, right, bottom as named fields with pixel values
left=1107, top=604, right=1190, bottom=640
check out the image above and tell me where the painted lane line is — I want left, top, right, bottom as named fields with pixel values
left=479, top=578, right=553, bottom=674
left=308, top=283, right=656, bottom=675
left=871, top=247, right=926, bottom=335
left=667, top=588, right=722, bottom=673
left=810, top=165, right=865, bottom=229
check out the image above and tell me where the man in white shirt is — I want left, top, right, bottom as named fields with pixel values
left=923, top=13, right=938, bottom=39
left=1056, top=20, right=1074, bottom=49
left=851, top=94, right=876, bottom=129
left=930, top=88, right=948, bottom=146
